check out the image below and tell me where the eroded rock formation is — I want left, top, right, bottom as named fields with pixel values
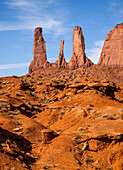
left=29, top=26, right=93, bottom=74
left=68, top=26, right=93, bottom=69
left=29, top=27, right=49, bottom=73
left=98, top=23, right=123, bottom=66
left=55, top=40, right=67, bottom=68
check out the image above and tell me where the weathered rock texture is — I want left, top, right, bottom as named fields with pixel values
left=68, top=26, right=93, bottom=69
left=29, top=26, right=93, bottom=74
left=29, top=27, right=49, bottom=73
left=55, top=40, right=67, bottom=68
left=98, top=23, right=123, bottom=66
left=0, top=75, right=123, bottom=169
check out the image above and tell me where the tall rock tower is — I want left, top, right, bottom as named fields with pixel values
left=98, top=23, right=123, bottom=66
left=29, top=27, right=48, bottom=73
left=56, top=40, right=67, bottom=68
left=68, top=26, right=93, bottom=69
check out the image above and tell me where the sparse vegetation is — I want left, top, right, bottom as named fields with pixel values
left=26, top=74, right=31, bottom=77
left=0, top=75, right=122, bottom=169
left=107, top=116, right=115, bottom=120
left=38, top=75, right=42, bottom=78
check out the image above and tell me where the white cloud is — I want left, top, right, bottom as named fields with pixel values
left=0, top=63, right=29, bottom=70
left=94, top=40, right=104, bottom=48
left=108, top=1, right=123, bottom=17
left=86, top=40, right=104, bottom=64
left=1, top=0, right=64, bottom=35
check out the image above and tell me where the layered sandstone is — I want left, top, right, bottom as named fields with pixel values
left=98, top=23, right=123, bottom=66
left=29, top=27, right=49, bottom=73
left=68, top=26, right=93, bottom=69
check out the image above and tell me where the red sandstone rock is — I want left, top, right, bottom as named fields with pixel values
left=68, top=26, right=93, bottom=69
left=98, top=23, right=123, bottom=66
left=29, top=26, right=93, bottom=75
left=56, top=40, right=67, bottom=68
left=41, top=129, right=54, bottom=144
left=29, top=27, right=49, bottom=73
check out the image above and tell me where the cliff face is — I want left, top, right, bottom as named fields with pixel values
left=98, top=23, right=123, bottom=66
left=29, top=26, right=93, bottom=74
left=68, top=26, right=93, bottom=69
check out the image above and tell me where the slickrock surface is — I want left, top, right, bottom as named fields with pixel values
left=0, top=75, right=123, bottom=169
left=68, top=26, right=93, bottom=69
left=98, top=23, right=123, bottom=66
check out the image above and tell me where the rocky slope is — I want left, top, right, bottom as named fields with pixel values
left=29, top=64, right=123, bottom=84
left=0, top=75, right=123, bottom=169
left=98, top=23, right=123, bottom=66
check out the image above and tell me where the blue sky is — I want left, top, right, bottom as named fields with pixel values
left=0, top=0, right=123, bottom=77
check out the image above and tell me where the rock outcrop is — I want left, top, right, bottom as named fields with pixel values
left=55, top=40, right=67, bottom=68
left=29, top=27, right=49, bottom=73
left=29, top=26, right=93, bottom=74
left=98, top=23, right=123, bottom=66
left=68, top=26, right=93, bottom=69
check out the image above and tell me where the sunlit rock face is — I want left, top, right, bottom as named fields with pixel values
left=98, top=23, right=123, bottom=66
left=29, top=26, right=93, bottom=74
left=29, top=27, right=49, bottom=73
left=56, top=40, right=67, bottom=68
left=68, top=26, right=93, bottom=69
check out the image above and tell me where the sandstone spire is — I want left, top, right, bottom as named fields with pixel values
left=29, top=27, right=48, bottom=73
left=57, top=40, right=67, bottom=68
left=98, top=23, right=123, bottom=66
left=68, top=26, right=93, bottom=69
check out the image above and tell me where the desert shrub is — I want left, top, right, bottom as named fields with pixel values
left=51, top=79, right=58, bottom=83
left=74, top=79, right=80, bottom=84
left=53, top=91, right=59, bottom=94
left=38, top=75, right=42, bottom=78
left=107, top=116, right=115, bottom=120
left=15, top=92, right=22, bottom=96
left=26, top=74, right=31, bottom=77
left=12, top=75, right=18, bottom=78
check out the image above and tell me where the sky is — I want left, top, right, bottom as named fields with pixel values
left=0, top=0, right=123, bottom=77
